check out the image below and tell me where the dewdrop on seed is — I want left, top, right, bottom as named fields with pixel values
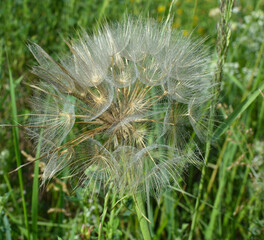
left=26, top=17, right=215, bottom=197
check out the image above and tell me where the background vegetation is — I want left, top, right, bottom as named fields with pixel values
left=0, top=0, right=264, bottom=239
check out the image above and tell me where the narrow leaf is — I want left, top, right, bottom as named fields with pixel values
left=213, top=83, right=264, bottom=140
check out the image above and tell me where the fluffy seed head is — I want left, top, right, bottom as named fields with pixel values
left=26, top=17, right=215, bottom=197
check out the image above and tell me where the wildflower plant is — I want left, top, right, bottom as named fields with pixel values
left=25, top=17, right=214, bottom=239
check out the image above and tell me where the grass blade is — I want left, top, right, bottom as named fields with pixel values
left=8, top=56, right=30, bottom=239
left=226, top=72, right=244, bottom=91
left=212, top=83, right=264, bottom=140
left=3, top=215, right=12, bottom=240
left=205, top=143, right=237, bottom=239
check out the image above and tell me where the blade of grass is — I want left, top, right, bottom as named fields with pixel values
left=95, top=0, right=110, bottom=29
left=205, top=143, right=237, bottom=239
left=8, top=56, right=30, bottom=239
left=188, top=91, right=216, bottom=239
left=69, top=209, right=80, bottom=240
left=221, top=128, right=250, bottom=235
left=98, top=184, right=113, bottom=240
left=244, top=39, right=264, bottom=94
left=226, top=72, right=245, bottom=91
left=212, top=82, right=264, bottom=140
left=108, top=187, right=118, bottom=239
left=191, top=0, right=198, bottom=28
left=197, top=137, right=228, bottom=217
left=3, top=215, right=12, bottom=240
left=188, top=128, right=212, bottom=240
left=134, top=193, right=152, bottom=240
left=3, top=173, right=20, bottom=213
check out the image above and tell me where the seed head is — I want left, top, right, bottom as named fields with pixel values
left=26, top=17, right=215, bottom=198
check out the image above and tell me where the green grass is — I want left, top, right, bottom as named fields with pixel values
left=7, top=59, right=30, bottom=239
left=1, top=0, right=264, bottom=239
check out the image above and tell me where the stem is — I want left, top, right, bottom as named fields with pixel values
left=31, top=131, right=44, bottom=239
left=98, top=192, right=109, bottom=240
left=191, top=0, right=198, bottom=28
left=134, top=193, right=151, bottom=240
left=108, top=188, right=117, bottom=239
left=98, top=184, right=112, bottom=240
left=31, top=160, right=39, bottom=240
left=3, top=173, right=20, bottom=212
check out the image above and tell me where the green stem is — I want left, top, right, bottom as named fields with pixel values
left=191, top=0, right=198, bottom=28
left=134, top=193, right=151, bottom=240
left=108, top=188, right=117, bottom=239
left=98, top=186, right=111, bottom=240
left=3, top=173, right=20, bottom=213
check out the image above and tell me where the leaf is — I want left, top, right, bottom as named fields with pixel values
left=226, top=72, right=244, bottom=91
left=3, top=215, right=12, bottom=240
left=212, top=83, right=264, bottom=140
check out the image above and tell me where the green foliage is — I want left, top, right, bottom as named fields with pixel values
left=0, top=0, right=264, bottom=239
